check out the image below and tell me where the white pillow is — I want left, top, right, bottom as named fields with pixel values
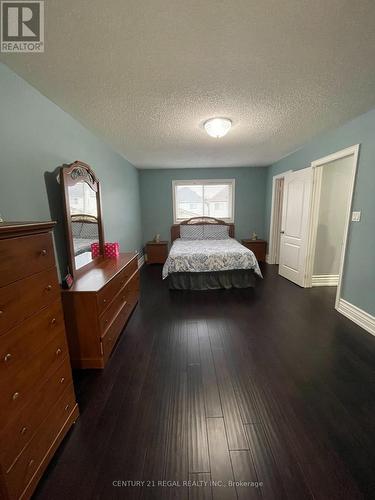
left=204, top=225, right=229, bottom=239
left=180, top=224, right=205, bottom=240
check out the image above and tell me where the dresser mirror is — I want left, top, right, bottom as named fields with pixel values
left=60, top=161, right=104, bottom=277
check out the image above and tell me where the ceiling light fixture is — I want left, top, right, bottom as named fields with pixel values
left=204, top=117, right=232, bottom=138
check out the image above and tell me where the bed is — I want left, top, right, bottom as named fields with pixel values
left=71, top=214, right=99, bottom=256
left=162, top=217, right=262, bottom=290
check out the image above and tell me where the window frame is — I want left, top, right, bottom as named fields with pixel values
left=172, top=178, right=235, bottom=224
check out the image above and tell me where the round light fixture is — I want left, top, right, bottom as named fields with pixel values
left=204, top=117, right=232, bottom=138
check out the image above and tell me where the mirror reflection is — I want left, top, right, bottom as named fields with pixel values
left=68, top=182, right=99, bottom=270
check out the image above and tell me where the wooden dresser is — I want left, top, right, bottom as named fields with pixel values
left=62, top=253, right=139, bottom=369
left=0, top=222, right=79, bottom=500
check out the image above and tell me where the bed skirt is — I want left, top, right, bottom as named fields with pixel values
left=168, top=269, right=256, bottom=290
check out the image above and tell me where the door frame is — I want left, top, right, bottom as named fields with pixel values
left=268, top=171, right=292, bottom=264
left=304, top=144, right=360, bottom=308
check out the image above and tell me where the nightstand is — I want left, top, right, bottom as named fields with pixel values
left=241, top=239, right=267, bottom=262
left=146, top=241, right=169, bottom=264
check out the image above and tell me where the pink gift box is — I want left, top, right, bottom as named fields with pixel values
left=104, top=242, right=120, bottom=258
left=91, top=242, right=100, bottom=258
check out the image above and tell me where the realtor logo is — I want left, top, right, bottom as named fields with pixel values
left=1, top=1, right=44, bottom=52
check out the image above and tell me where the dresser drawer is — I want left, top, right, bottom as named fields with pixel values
left=0, top=357, right=73, bottom=473
left=101, top=300, right=134, bottom=363
left=123, top=257, right=138, bottom=282
left=0, top=267, right=60, bottom=336
left=0, top=299, right=65, bottom=381
left=0, top=232, right=55, bottom=288
left=99, top=270, right=139, bottom=335
left=97, top=267, right=126, bottom=314
left=97, top=257, right=138, bottom=314
left=0, top=329, right=68, bottom=424
left=99, top=286, right=128, bottom=334
left=127, top=270, right=140, bottom=301
left=3, top=384, right=77, bottom=500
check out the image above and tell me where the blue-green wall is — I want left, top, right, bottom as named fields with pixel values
left=0, top=63, right=142, bottom=277
left=265, top=108, right=375, bottom=316
left=140, top=167, right=268, bottom=244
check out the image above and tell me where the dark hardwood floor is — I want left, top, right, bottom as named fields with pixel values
left=34, top=264, right=375, bottom=499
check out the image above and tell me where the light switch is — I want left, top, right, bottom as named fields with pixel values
left=351, top=211, right=361, bottom=222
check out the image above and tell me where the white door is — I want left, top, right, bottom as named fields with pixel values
left=279, top=168, right=312, bottom=286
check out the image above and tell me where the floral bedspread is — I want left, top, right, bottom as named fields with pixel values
left=162, top=238, right=262, bottom=279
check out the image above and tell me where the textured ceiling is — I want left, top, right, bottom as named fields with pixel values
left=1, top=0, right=375, bottom=168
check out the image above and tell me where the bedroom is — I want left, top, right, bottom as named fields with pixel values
left=0, top=1, right=374, bottom=499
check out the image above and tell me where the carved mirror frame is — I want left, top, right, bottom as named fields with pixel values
left=60, top=161, right=105, bottom=278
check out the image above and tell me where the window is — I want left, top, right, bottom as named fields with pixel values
left=172, top=179, right=235, bottom=223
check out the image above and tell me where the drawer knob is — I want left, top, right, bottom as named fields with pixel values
left=60, top=377, right=65, bottom=384
left=4, top=353, right=12, bottom=363
left=0, top=310, right=3, bottom=316
left=41, top=249, right=47, bottom=256
left=64, top=404, right=70, bottom=412
left=12, top=392, right=20, bottom=401
left=28, top=459, right=35, bottom=468
left=103, top=298, right=107, bottom=304
left=46, top=284, right=52, bottom=291
left=20, top=426, right=27, bottom=435
left=51, top=317, right=57, bottom=326
left=56, top=348, right=62, bottom=356
left=104, top=319, right=108, bottom=325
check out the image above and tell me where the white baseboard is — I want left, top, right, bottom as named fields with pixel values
left=336, top=298, right=375, bottom=336
left=312, top=274, right=339, bottom=287
left=138, top=255, right=145, bottom=268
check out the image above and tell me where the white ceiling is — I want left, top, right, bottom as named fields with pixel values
left=1, top=0, right=375, bottom=168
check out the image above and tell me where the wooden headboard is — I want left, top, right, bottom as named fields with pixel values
left=171, top=217, right=234, bottom=242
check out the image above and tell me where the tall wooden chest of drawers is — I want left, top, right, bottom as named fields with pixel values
left=62, top=253, right=139, bottom=369
left=0, top=222, right=79, bottom=500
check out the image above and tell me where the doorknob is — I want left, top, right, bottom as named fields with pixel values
left=280, top=230, right=285, bottom=234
